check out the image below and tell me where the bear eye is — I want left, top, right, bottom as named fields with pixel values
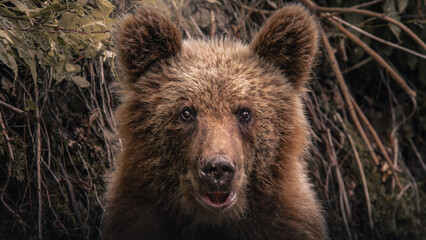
left=238, top=108, right=251, bottom=123
left=180, top=108, right=195, bottom=122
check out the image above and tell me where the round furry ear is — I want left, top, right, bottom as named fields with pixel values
left=251, top=4, right=319, bottom=90
left=116, top=7, right=182, bottom=83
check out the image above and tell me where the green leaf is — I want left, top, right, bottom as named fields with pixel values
left=383, top=0, right=402, bottom=41
left=78, top=0, right=89, bottom=7
left=77, top=0, right=89, bottom=7
left=353, top=47, right=365, bottom=61
left=90, top=8, right=116, bottom=29
left=0, top=43, right=18, bottom=79
left=51, top=53, right=68, bottom=83
left=25, top=99, right=37, bottom=111
left=65, top=63, right=77, bottom=72
left=388, top=23, right=401, bottom=41
left=397, top=0, right=409, bottom=12
left=10, top=0, right=30, bottom=15
left=17, top=48, right=37, bottom=82
left=0, top=30, right=13, bottom=44
left=85, top=48, right=96, bottom=58
left=30, top=3, right=62, bottom=17
left=58, top=13, right=77, bottom=29
left=406, top=54, right=418, bottom=71
left=96, top=0, right=115, bottom=16
left=71, top=76, right=90, bottom=88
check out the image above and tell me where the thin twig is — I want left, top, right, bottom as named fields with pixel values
left=97, top=56, right=120, bottom=165
left=0, top=110, right=27, bottom=227
left=396, top=183, right=411, bottom=200
left=34, top=74, right=43, bottom=240
left=327, top=129, right=353, bottom=239
left=351, top=0, right=383, bottom=9
left=407, top=137, right=426, bottom=172
left=1, top=15, right=110, bottom=35
left=392, top=138, right=399, bottom=189
left=300, top=1, right=426, bottom=50
left=97, top=57, right=113, bottom=166
left=73, top=53, right=86, bottom=64
left=0, top=99, right=28, bottom=115
left=325, top=14, right=416, bottom=98
left=0, top=110, right=14, bottom=194
left=319, top=26, right=403, bottom=190
left=210, top=9, right=216, bottom=37
left=232, top=7, right=254, bottom=36
left=332, top=16, right=426, bottom=59
left=348, top=135, right=374, bottom=230
left=44, top=183, right=69, bottom=235
left=240, top=3, right=275, bottom=14
left=381, top=71, right=417, bottom=149
left=189, top=16, right=204, bottom=36
left=342, top=57, right=373, bottom=74
left=351, top=95, right=403, bottom=175
left=319, top=26, right=379, bottom=166
left=59, top=151, right=85, bottom=234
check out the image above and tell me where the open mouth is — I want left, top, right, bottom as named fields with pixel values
left=197, top=191, right=236, bottom=210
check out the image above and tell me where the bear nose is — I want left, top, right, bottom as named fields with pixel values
left=199, top=157, right=235, bottom=187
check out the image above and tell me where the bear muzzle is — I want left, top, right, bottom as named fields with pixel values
left=197, top=156, right=237, bottom=210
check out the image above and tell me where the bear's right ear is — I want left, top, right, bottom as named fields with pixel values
left=116, top=7, right=182, bottom=83
left=251, top=4, right=319, bottom=90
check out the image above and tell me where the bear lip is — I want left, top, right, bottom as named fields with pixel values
left=197, top=191, right=236, bottom=210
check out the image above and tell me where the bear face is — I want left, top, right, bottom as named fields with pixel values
left=104, top=4, right=326, bottom=240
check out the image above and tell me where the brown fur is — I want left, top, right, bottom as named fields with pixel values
left=117, top=7, right=182, bottom=83
left=252, top=4, right=319, bottom=90
left=103, top=4, right=327, bottom=240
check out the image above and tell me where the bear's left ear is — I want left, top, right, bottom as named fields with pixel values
left=251, top=4, right=319, bottom=90
left=116, top=7, right=182, bottom=83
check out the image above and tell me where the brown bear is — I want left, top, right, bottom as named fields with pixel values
left=103, top=3, right=327, bottom=240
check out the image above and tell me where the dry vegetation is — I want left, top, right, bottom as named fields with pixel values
left=0, top=0, right=425, bottom=239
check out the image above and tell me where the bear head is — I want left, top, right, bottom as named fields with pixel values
left=110, top=3, right=320, bottom=230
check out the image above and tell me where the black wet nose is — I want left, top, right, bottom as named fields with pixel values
left=200, top=157, right=235, bottom=187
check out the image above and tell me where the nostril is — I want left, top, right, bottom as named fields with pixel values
left=221, top=164, right=235, bottom=174
left=201, top=157, right=235, bottom=180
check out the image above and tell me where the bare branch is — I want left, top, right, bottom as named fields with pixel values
left=319, top=26, right=403, bottom=190
left=351, top=0, right=383, bottom=9
left=0, top=15, right=110, bottom=35
left=348, top=135, right=374, bottom=229
left=332, top=16, right=426, bottom=59
left=0, top=100, right=28, bottom=115
left=302, top=3, right=426, bottom=50
left=325, top=15, right=417, bottom=98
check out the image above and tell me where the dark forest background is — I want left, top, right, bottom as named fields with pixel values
left=0, top=0, right=425, bottom=239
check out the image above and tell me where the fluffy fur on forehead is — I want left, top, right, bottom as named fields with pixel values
left=129, top=38, right=298, bottom=113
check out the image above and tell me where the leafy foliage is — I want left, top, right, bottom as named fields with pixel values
left=0, top=0, right=118, bottom=239
left=0, top=0, right=116, bottom=86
